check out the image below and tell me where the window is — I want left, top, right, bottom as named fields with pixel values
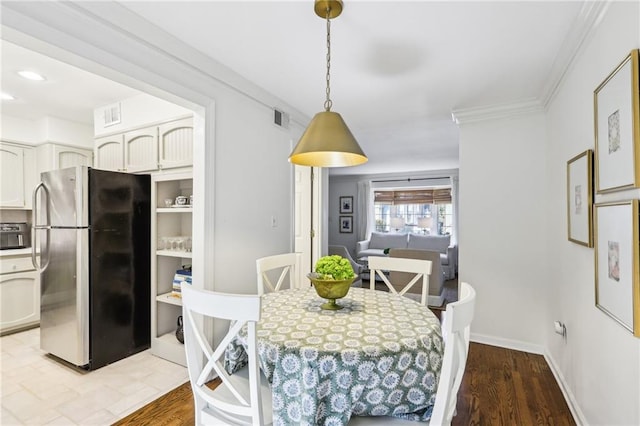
left=373, top=188, right=452, bottom=235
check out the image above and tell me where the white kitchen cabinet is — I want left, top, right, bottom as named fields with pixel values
left=0, top=254, right=40, bottom=335
left=94, top=116, right=193, bottom=173
left=124, top=126, right=157, bottom=172
left=158, top=117, right=193, bottom=170
left=0, top=142, right=36, bottom=209
left=150, top=171, right=193, bottom=366
left=36, top=143, right=93, bottom=174
left=95, top=134, right=124, bottom=171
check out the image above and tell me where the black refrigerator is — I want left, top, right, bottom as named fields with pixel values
left=32, top=166, right=150, bottom=370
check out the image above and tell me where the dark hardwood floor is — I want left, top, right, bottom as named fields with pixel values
left=453, top=343, right=575, bottom=426
left=113, top=342, right=575, bottom=426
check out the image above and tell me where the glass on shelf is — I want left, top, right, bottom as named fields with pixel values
left=158, top=237, right=169, bottom=250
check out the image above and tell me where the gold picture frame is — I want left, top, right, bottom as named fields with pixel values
left=594, top=49, right=640, bottom=193
left=594, top=200, right=640, bottom=337
left=567, top=149, right=593, bottom=247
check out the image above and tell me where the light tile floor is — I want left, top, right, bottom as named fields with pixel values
left=1, top=328, right=188, bottom=425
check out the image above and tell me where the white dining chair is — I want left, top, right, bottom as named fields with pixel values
left=256, top=252, right=303, bottom=295
left=181, top=285, right=273, bottom=425
left=349, top=281, right=476, bottom=426
left=368, top=255, right=432, bottom=306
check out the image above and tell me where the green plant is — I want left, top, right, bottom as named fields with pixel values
left=314, top=255, right=355, bottom=280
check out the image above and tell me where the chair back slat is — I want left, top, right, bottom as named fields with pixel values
left=369, top=256, right=432, bottom=306
left=430, top=281, right=476, bottom=425
left=256, top=252, right=303, bottom=295
left=182, top=285, right=265, bottom=425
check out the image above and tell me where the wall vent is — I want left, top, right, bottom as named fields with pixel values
left=273, top=108, right=289, bottom=129
left=102, top=103, right=121, bottom=127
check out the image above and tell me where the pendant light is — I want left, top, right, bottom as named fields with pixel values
left=289, top=0, right=367, bottom=168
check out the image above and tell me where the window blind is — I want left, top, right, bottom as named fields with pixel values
left=374, top=188, right=451, bottom=204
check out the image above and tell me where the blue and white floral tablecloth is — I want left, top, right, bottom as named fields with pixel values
left=225, top=287, right=443, bottom=426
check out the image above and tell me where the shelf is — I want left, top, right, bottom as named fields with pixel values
left=156, top=291, right=182, bottom=306
left=156, top=207, right=192, bottom=213
left=152, top=332, right=186, bottom=366
left=157, top=250, right=192, bottom=258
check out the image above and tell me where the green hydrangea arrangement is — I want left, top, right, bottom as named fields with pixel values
left=314, top=255, right=356, bottom=280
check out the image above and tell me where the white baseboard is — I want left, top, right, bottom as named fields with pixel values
left=543, top=349, right=587, bottom=425
left=470, top=332, right=544, bottom=354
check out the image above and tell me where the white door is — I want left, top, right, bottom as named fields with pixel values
left=294, top=166, right=312, bottom=276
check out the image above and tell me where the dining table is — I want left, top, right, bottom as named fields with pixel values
left=225, top=287, right=444, bottom=426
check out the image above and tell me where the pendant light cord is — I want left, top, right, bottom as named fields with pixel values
left=324, top=7, right=333, bottom=112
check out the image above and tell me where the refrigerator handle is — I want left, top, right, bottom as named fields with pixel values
left=31, top=182, right=51, bottom=272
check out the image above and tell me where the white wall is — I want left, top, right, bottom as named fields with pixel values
left=544, top=2, right=640, bottom=424
left=458, top=112, right=548, bottom=352
left=211, top=85, right=296, bottom=294
left=93, top=93, right=192, bottom=136
left=1, top=115, right=93, bottom=147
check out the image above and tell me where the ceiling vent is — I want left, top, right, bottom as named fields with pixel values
left=102, top=103, right=121, bottom=127
left=273, top=108, right=289, bottom=129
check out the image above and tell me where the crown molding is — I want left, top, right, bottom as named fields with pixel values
left=451, top=99, right=544, bottom=125
left=540, top=1, right=612, bottom=108
left=451, top=1, right=611, bottom=125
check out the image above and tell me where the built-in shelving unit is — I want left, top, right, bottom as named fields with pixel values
left=150, top=171, right=193, bottom=366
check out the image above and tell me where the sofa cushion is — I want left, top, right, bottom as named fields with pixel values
left=408, top=234, right=450, bottom=253
left=358, top=248, right=387, bottom=258
left=368, top=232, right=408, bottom=250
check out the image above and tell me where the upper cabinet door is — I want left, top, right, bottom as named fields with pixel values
left=55, top=145, right=93, bottom=170
left=158, top=118, right=193, bottom=170
left=124, top=126, right=158, bottom=173
left=37, top=144, right=94, bottom=173
left=0, top=143, right=25, bottom=207
left=95, top=135, right=124, bottom=171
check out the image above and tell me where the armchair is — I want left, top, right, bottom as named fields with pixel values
left=328, top=245, right=363, bottom=287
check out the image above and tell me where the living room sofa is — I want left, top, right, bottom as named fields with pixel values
left=357, top=232, right=457, bottom=279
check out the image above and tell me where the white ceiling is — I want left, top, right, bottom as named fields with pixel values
left=1, top=40, right=141, bottom=126
left=1, top=1, right=586, bottom=176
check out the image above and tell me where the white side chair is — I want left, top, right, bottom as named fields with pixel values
left=328, top=245, right=364, bottom=286
left=181, top=285, right=273, bottom=425
left=368, top=255, right=432, bottom=306
left=256, top=252, right=303, bottom=295
left=349, top=281, right=476, bottom=426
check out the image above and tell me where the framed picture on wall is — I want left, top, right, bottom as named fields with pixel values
left=339, top=216, right=353, bottom=233
left=594, top=49, right=640, bottom=193
left=594, top=200, right=640, bottom=337
left=339, top=196, right=353, bottom=214
left=566, top=149, right=593, bottom=247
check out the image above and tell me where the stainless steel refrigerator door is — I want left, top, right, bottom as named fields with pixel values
left=39, top=227, right=90, bottom=366
left=40, top=166, right=89, bottom=228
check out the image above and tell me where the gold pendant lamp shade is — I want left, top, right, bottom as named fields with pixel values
left=288, top=0, right=367, bottom=168
left=289, top=111, right=366, bottom=167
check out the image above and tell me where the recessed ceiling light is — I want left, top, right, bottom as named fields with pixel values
left=18, top=70, right=46, bottom=81
left=1, top=92, right=16, bottom=100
